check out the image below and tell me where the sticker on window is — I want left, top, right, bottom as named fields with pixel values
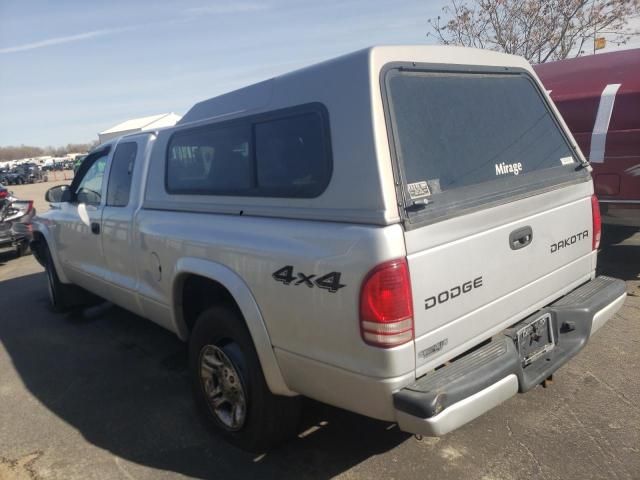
left=407, top=181, right=431, bottom=199
left=495, top=162, right=523, bottom=176
left=560, top=156, right=575, bottom=166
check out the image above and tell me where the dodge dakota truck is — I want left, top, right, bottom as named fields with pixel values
left=32, top=45, right=627, bottom=452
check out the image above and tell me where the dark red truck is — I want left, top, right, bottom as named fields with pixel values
left=535, top=49, right=640, bottom=228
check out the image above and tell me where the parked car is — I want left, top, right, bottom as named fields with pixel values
left=32, top=46, right=626, bottom=452
left=0, top=169, right=10, bottom=184
left=0, top=182, right=8, bottom=199
left=535, top=49, right=640, bottom=228
left=0, top=189, right=35, bottom=257
left=6, top=164, right=46, bottom=184
left=3, top=167, right=28, bottom=185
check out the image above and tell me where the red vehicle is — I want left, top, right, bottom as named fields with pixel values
left=535, top=49, right=640, bottom=228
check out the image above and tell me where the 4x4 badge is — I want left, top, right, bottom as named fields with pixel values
left=272, top=266, right=346, bottom=293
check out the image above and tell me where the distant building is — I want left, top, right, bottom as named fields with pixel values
left=98, top=112, right=182, bottom=144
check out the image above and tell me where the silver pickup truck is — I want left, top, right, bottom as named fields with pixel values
left=32, top=45, right=627, bottom=452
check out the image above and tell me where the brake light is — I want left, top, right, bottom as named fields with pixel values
left=359, top=258, right=414, bottom=348
left=591, top=194, right=601, bottom=250
left=0, top=190, right=6, bottom=199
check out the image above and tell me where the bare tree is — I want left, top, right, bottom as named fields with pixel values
left=428, top=0, right=639, bottom=63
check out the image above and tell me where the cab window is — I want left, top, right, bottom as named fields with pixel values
left=106, top=142, right=138, bottom=207
left=75, top=153, right=108, bottom=205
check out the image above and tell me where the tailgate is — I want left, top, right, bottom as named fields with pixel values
left=405, top=182, right=595, bottom=375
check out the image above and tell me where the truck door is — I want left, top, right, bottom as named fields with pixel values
left=101, top=135, right=151, bottom=316
left=55, top=147, right=110, bottom=295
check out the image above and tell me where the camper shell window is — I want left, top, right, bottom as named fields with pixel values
left=166, top=103, right=332, bottom=198
left=382, top=64, right=589, bottom=224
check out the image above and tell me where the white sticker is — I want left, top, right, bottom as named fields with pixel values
left=589, top=83, right=621, bottom=163
left=407, top=181, right=431, bottom=199
left=560, top=156, right=575, bottom=166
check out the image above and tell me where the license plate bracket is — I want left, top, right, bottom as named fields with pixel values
left=515, top=313, right=555, bottom=366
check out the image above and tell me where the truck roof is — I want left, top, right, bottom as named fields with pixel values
left=179, top=45, right=532, bottom=127
left=535, top=48, right=640, bottom=98
left=534, top=49, right=640, bottom=136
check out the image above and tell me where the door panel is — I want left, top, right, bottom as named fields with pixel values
left=56, top=150, right=110, bottom=295
left=101, top=136, right=151, bottom=317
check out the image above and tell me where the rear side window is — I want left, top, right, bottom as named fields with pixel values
left=166, top=104, right=331, bottom=198
left=106, top=142, right=138, bottom=207
left=167, top=125, right=252, bottom=194
left=255, top=112, right=330, bottom=197
left=385, top=68, right=587, bottom=221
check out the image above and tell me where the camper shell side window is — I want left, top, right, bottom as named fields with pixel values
left=165, top=103, right=333, bottom=199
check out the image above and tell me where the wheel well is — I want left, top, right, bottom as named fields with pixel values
left=180, top=275, right=241, bottom=335
left=30, top=231, right=47, bottom=267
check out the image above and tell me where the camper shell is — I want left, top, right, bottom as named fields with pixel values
left=145, top=46, right=585, bottom=225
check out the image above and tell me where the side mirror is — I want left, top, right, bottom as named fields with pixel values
left=45, top=185, right=70, bottom=203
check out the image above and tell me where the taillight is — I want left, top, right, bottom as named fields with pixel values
left=359, top=258, right=414, bottom=348
left=591, top=194, right=601, bottom=250
left=0, top=190, right=7, bottom=199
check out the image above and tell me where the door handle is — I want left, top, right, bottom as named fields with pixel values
left=91, top=222, right=101, bottom=235
left=509, top=226, right=533, bottom=250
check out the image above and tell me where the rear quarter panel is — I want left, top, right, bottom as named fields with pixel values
left=134, top=210, right=415, bottom=379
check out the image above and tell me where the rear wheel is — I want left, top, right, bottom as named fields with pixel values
left=189, top=306, right=300, bottom=452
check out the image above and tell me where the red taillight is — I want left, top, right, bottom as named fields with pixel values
left=0, top=190, right=7, bottom=199
left=591, top=194, right=601, bottom=250
left=359, top=258, right=414, bottom=348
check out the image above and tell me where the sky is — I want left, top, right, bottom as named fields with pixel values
left=0, top=0, right=444, bottom=147
left=0, top=1, right=638, bottom=148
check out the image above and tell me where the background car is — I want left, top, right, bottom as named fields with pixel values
left=535, top=49, right=640, bottom=229
left=0, top=183, right=9, bottom=202
left=0, top=186, right=34, bottom=257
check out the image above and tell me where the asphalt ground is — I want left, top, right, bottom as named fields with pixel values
left=0, top=185, right=638, bottom=479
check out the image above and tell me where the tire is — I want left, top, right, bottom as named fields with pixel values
left=44, top=246, right=79, bottom=312
left=15, top=240, right=30, bottom=258
left=189, top=306, right=300, bottom=452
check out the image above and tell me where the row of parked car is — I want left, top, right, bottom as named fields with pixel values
left=0, top=163, right=47, bottom=185
left=41, top=160, right=75, bottom=171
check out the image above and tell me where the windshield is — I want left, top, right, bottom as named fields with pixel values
left=385, top=69, right=587, bottom=221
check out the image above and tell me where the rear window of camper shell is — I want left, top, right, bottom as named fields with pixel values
left=383, top=65, right=589, bottom=224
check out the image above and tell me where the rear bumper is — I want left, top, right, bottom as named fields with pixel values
left=0, top=241, right=17, bottom=254
left=394, top=276, right=627, bottom=436
left=0, top=235, right=25, bottom=254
